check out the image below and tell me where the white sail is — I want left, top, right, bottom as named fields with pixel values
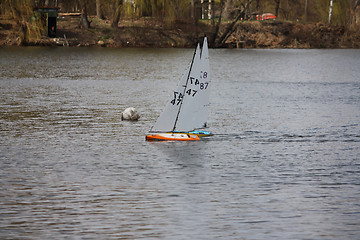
left=151, top=37, right=210, bottom=133
left=199, top=37, right=210, bottom=127
left=174, top=37, right=210, bottom=132
left=152, top=44, right=200, bottom=132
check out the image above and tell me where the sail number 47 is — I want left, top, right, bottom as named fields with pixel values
left=170, top=74, right=209, bottom=105
left=171, top=92, right=183, bottom=105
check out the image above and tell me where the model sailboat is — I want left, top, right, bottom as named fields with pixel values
left=146, top=37, right=212, bottom=141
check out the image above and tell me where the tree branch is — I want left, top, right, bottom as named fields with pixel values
left=216, top=0, right=254, bottom=47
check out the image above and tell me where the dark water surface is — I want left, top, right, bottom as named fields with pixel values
left=1, top=47, right=359, bottom=239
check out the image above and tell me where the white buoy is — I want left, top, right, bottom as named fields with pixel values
left=121, top=107, right=140, bottom=121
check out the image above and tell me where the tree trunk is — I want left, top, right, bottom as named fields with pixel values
left=193, top=0, right=202, bottom=23
left=304, top=0, right=308, bottom=22
left=223, top=0, right=233, bottom=20
left=350, top=0, right=360, bottom=26
left=8, top=0, right=31, bottom=44
left=210, top=0, right=224, bottom=47
left=96, top=0, right=105, bottom=20
left=80, top=0, right=91, bottom=29
left=208, top=0, right=212, bottom=19
left=329, top=0, right=334, bottom=25
left=191, top=0, right=195, bottom=19
left=256, top=0, right=260, bottom=12
left=274, top=0, right=280, bottom=17
left=201, top=0, right=204, bottom=19
left=216, top=0, right=254, bottom=47
left=111, top=0, right=123, bottom=28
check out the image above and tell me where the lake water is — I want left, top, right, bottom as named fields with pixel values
left=0, top=47, right=359, bottom=239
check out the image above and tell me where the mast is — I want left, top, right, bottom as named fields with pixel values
left=172, top=44, right=199, bottom=132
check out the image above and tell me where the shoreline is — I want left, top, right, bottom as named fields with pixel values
left=1, top=16, right=359, bottom=49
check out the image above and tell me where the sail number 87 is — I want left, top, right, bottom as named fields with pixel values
left=189, top=77, right=209, bottom=90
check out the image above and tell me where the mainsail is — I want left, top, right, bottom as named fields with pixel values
left=151, top=37, right=210, bottom=133
left=175, top=37, right=210, bottom=131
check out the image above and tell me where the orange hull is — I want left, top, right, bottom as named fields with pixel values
left=146, top=133, right=200, bottom=141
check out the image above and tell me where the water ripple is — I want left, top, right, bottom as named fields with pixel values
left=1, top=48, right=360, bottom=239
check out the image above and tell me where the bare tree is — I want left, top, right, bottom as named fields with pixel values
left=209, top=0, right=225, bottom=46
left=96, top=0, right=105, bottom=19
left=216, top=0, right=254, bottom=47
left=223, top=0, right=233, bottom=20
left=275, top=0, right=280, bottom=17
left=328, top=0, right=334, bottom=25
left=111, top=0, right=123, bottom=28
left=192, top=0, right=202, bottom=22
left=255, top=0, right=260, bottom=12
left=79, top=0, right=91, bottom=28
left=350, top=0, right=360, bottom=26
left=5, top=0, right=43, bottom=44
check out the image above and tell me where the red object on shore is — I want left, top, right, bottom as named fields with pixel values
left=262, top=13, right=276, bottom=20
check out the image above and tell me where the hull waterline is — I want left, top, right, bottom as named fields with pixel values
left=146, top=133, right=200, bottom=141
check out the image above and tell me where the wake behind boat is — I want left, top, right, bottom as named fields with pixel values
left=146, top=37, right=212, bottom=141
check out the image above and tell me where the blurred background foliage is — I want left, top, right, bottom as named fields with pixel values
left=1, top=0, right=359, bottom=44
